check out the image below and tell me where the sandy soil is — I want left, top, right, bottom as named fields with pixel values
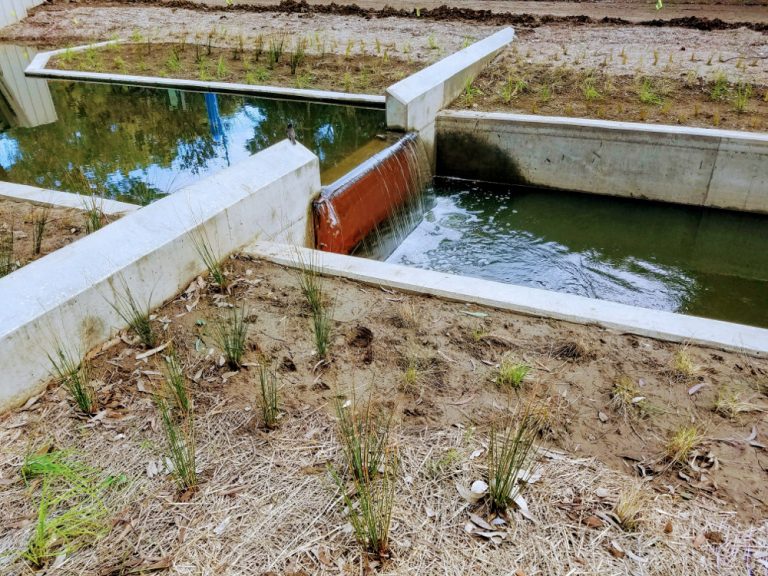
left=49, top=42, right=425, bottom=93
left=0, top=256, right=766, bottom=574
left=0, top=199, right=94, bottom=274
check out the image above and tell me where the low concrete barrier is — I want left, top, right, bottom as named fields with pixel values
left=436, top=111, right=768, bottom=214
left=0, top=181, right=139, bottom=215
left=386, top=28, right=514, bottom=159
left=247, top=240, right=768, bottom=357
left=0, top=140, right=319, bottom=413
left=0, top=0, right=44, bottom=28
left=26, top=44, right=385, bottom=108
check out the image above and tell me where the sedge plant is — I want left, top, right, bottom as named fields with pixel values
left=48, top=347, right=97, bottom=415
left=108, top=282, right=156, bottom=348
left=190, top=228, right=228, bottom=290
left=163, top=350, right=190, bottom=413
left=211, top=304, right=248, bottom=369
left=31, top=206, right=50, bottom=256
left=334, top=393, right=392, bottom=482
left=155, top=394, right=197, bottom=491
left=486, top=404, right=542, bottom=514
left=0, top=224, right=15, bottom=277
left=257, top=363, right=280, bottom=429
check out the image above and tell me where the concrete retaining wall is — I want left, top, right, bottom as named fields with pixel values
left=0, top=140, right=319, bottom=413
left=26, top=44, right=385, bottom=108
left=436, top=111, right=768, bottom=214
left=0, top=181, right=139, bottom=215
left=248, top=240, right=768, bottom=357
left=0, top=0, right=44, bottom=28
left=386, top=28, right=514, bottom=160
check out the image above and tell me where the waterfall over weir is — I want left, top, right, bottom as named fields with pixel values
left=312, top=132, right=432, bottom=259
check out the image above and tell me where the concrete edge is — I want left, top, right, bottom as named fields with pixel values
left=0, top=181, right=139, bottom=215
left=437, top=109, right=768, bottom=142
left=245, top=240, right=768, bottom=358
left=26, top=42, right=386, bottom=108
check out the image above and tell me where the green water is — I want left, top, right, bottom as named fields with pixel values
left=389, top=179, right=768, bottom=327
left=0, top=81, right=384, bottom=204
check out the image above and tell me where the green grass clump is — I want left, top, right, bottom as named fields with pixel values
left=733, top=81, right=752, bottom=113
left=258, top=363, right=280, bottom=429
left=486, top=406, right=541, bottom=514
left=109, top=283, right=156, bottom=348
left=155, top=395, right=197, bottom=492
left=190, top=229, right=228, bottom=290
left=638, top=78, right=663, bottom=105
left=334, top=394, right=392, bottom=482
left=83, top=196, right=106, bottom=234
left=710, top=72, right=730, bottom=101
left=211, top=304, right=248, bottom=369
left=163, top=350, right=190, bottom=413
left=48, top=348, right=97, bottom=415
left=495, top=357, right=530, bottom=389
left=0, top=223, right=15, bottom=277
left=31, top=206, right=50, bottom=256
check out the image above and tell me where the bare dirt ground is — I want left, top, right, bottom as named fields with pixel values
left=0, top=257, right=766, bottom=574
left=0, top=199, right=93, bottom=274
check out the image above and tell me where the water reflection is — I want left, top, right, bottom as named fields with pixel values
left=389, top=179, right=768, bottom=327
left=0, top=45, right=385, bottom=204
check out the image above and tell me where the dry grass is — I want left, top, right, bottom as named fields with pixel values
left=1, top=398, right=764, bottom=575
left=664, top=425, right=704, bottom=465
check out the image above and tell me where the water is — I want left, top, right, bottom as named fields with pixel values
left=388, top=178, right=768, bottom=328
left=0, top=46, right=384, bottom=204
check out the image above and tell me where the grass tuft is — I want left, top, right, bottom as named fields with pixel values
left=664, top=425, right=703, bottom=464
left=211, top=304, right=248, bottom=369
left=257, top=363, right=281, bottom=429
left=155, top=394, right=197, bottom=492
left=31, top=206, right=50, bottom=256
left=486, top=404, right=542, bottom=514
left=48, top=347, right=97, bottom=415
left=190, top=228, right=228, bottom=290
left=714, top=385, right=759, bottom=419
left=334, top=394, right=392, bottom=482
left=0, top=223, right=15, bottom=277
left=163, top=349, right=190, bottom=413
left=614, top=487, right=644, bottom=531
left=495, top=357, right=530, bottom=389
left=109, top=282, right=156, bottom=348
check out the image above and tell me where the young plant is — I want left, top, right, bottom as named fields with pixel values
left=83, top=196, right=106, bottom=234
left=48, top=347, right=97, bottom=415
left=211, top=304, right=248, bottom=369
left=268, top=35, right=285, bottom=68
left=613, top=487, right=644, bottom=531
left=486, top=406, right=541, bottom=514
left=257, top=363, right=280, bottom=429
left=611, top=374, right=651, bottom=418
left=664, top=425, right=703, bottom=464
left=155, top=395, right=197, bottom=491
left=0, top=224, right=15, bottom=277
left=710, top=72, right=730, bottom=101
left=714, top=385, right=760, bottom=419
left=166, top=47, right=182, bottom=74
left=638, top=78, right=662, bottom=105
left=109, top=282, right=156, bottom=348
left=163, top=350, right=190, bottom=413
left=289, top=38, right=306, bottom=75
left=190, top=228, right=228, bottom=290
left=673, top=347, right=696, bottom=379
left=335, top=446, right=397, bottom=561
left=29, top=206, right=49, bottom=257
left=733, top=81, right=752, bottom=113
left=582, top=76, right=602, bottom=101
left=334, top=394, right=392, bottom=482
left=312, top=301, right=333, bottom=359
left=495, top=357, right=530, bottom=389
left=216, top=55, right=228, bottom=80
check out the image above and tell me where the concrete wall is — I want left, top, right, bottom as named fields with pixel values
left=26, top=44, right=385, bottom=108
left=0, top=45, right=56, bottom=128
left=248, top=240, right=768, bottom=357
left=386, top=28, right=514, bottom=160
left=436, top=111, right=768, bottom=214
left=0, top=140, right=319, bottom=413
left=0, top=181, right=139, bottom=215
left=0, top=0, right=44, bottom=28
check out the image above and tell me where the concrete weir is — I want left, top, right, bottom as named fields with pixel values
left=0, top=140, right=319, bottom=413
left=436, top=111, right=768, bottom=213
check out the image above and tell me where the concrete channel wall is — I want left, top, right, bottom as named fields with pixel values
left=0, top=181, right=139, bottom=215
left=0, top=0, right=44, bottom=27
left=386, top=28, right=514, bottom=160
left=0, top=140, right=319, bottom=413
left=436, top=111, right=768, bottom=214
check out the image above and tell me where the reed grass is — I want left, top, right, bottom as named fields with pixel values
left=495, top=357, right=530, bottom=389
left=258, top=363, right=280, bottom=429
left=334, top=394, right=392, bottom=482
left=190, top=228, right=228, bottom=290
left=109, top=283, right=156, bottom=348
left=155, top=394, right=197, bottom=491
left=31, top=206, right=50, bottom=256
left=211, top=304, right=248, bottom=369
left=0, top=223, right=15, bottom=277
left=163, top=350, right=190, bottom=413
left=48, top=347, right=96, bottom=415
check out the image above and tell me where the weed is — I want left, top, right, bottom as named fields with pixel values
left=673, top=347, right=696, bottom=379
left=295, top=71, right=313, bottom=89
left=114, top=55, right=127, bottom=72
left=619, top=47, right=627, bottom=65
left=501, top=75, right=527, bottom=103
left=334, top=394, right=392, bottom=482
left=714, top=385, right=760, bottom=419
left=61, top=46, right=75, bottom=63
left=611, top=375, right=652, bottom=418
left=487, top=405, right=541, bottom=514
left=109, top=282, right=156, bottom=348
left=710, top=72, right=730, bottom=101
left=216, top=55, right=228, bottom=80
left=495, top=357, right=530, bottom=389
left=345, top=39, right=354, bottom=59
left=664, top=425, right=703, bottom=464
left=638, top=78, right=662, bottom=105
left=0, top=223, right=16, bottom=277
left=83, top=196, right=106, bottom=234
left=343, top=71, right=353, bottom=92
left=538, top=84, right=552, bottom=103
left=289, top=38, right=306, bottom=75
left=582, top=75, right=602, bottom=101
left=155, top=394, right=197, bottom=491
left=211, top=304, right=248, bottom=369
left=130, top=29, right=144, bottom=44
left=163, top=350, right=190, bottom=413
left=190, top=228, right=228, bottom=290
left=21, top=451, right=95, bottom=486
left=258, top=363, right=280, bottom=429
left=614, top=487, right=644, bottom=531
left=48, top=347, right=96, bottom=415
left=462, top=78, right=480, bottom=105
left=733, top=81, right=752, bottom=113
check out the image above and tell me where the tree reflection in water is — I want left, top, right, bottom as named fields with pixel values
left=0, top=81, right=385, bottom=204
